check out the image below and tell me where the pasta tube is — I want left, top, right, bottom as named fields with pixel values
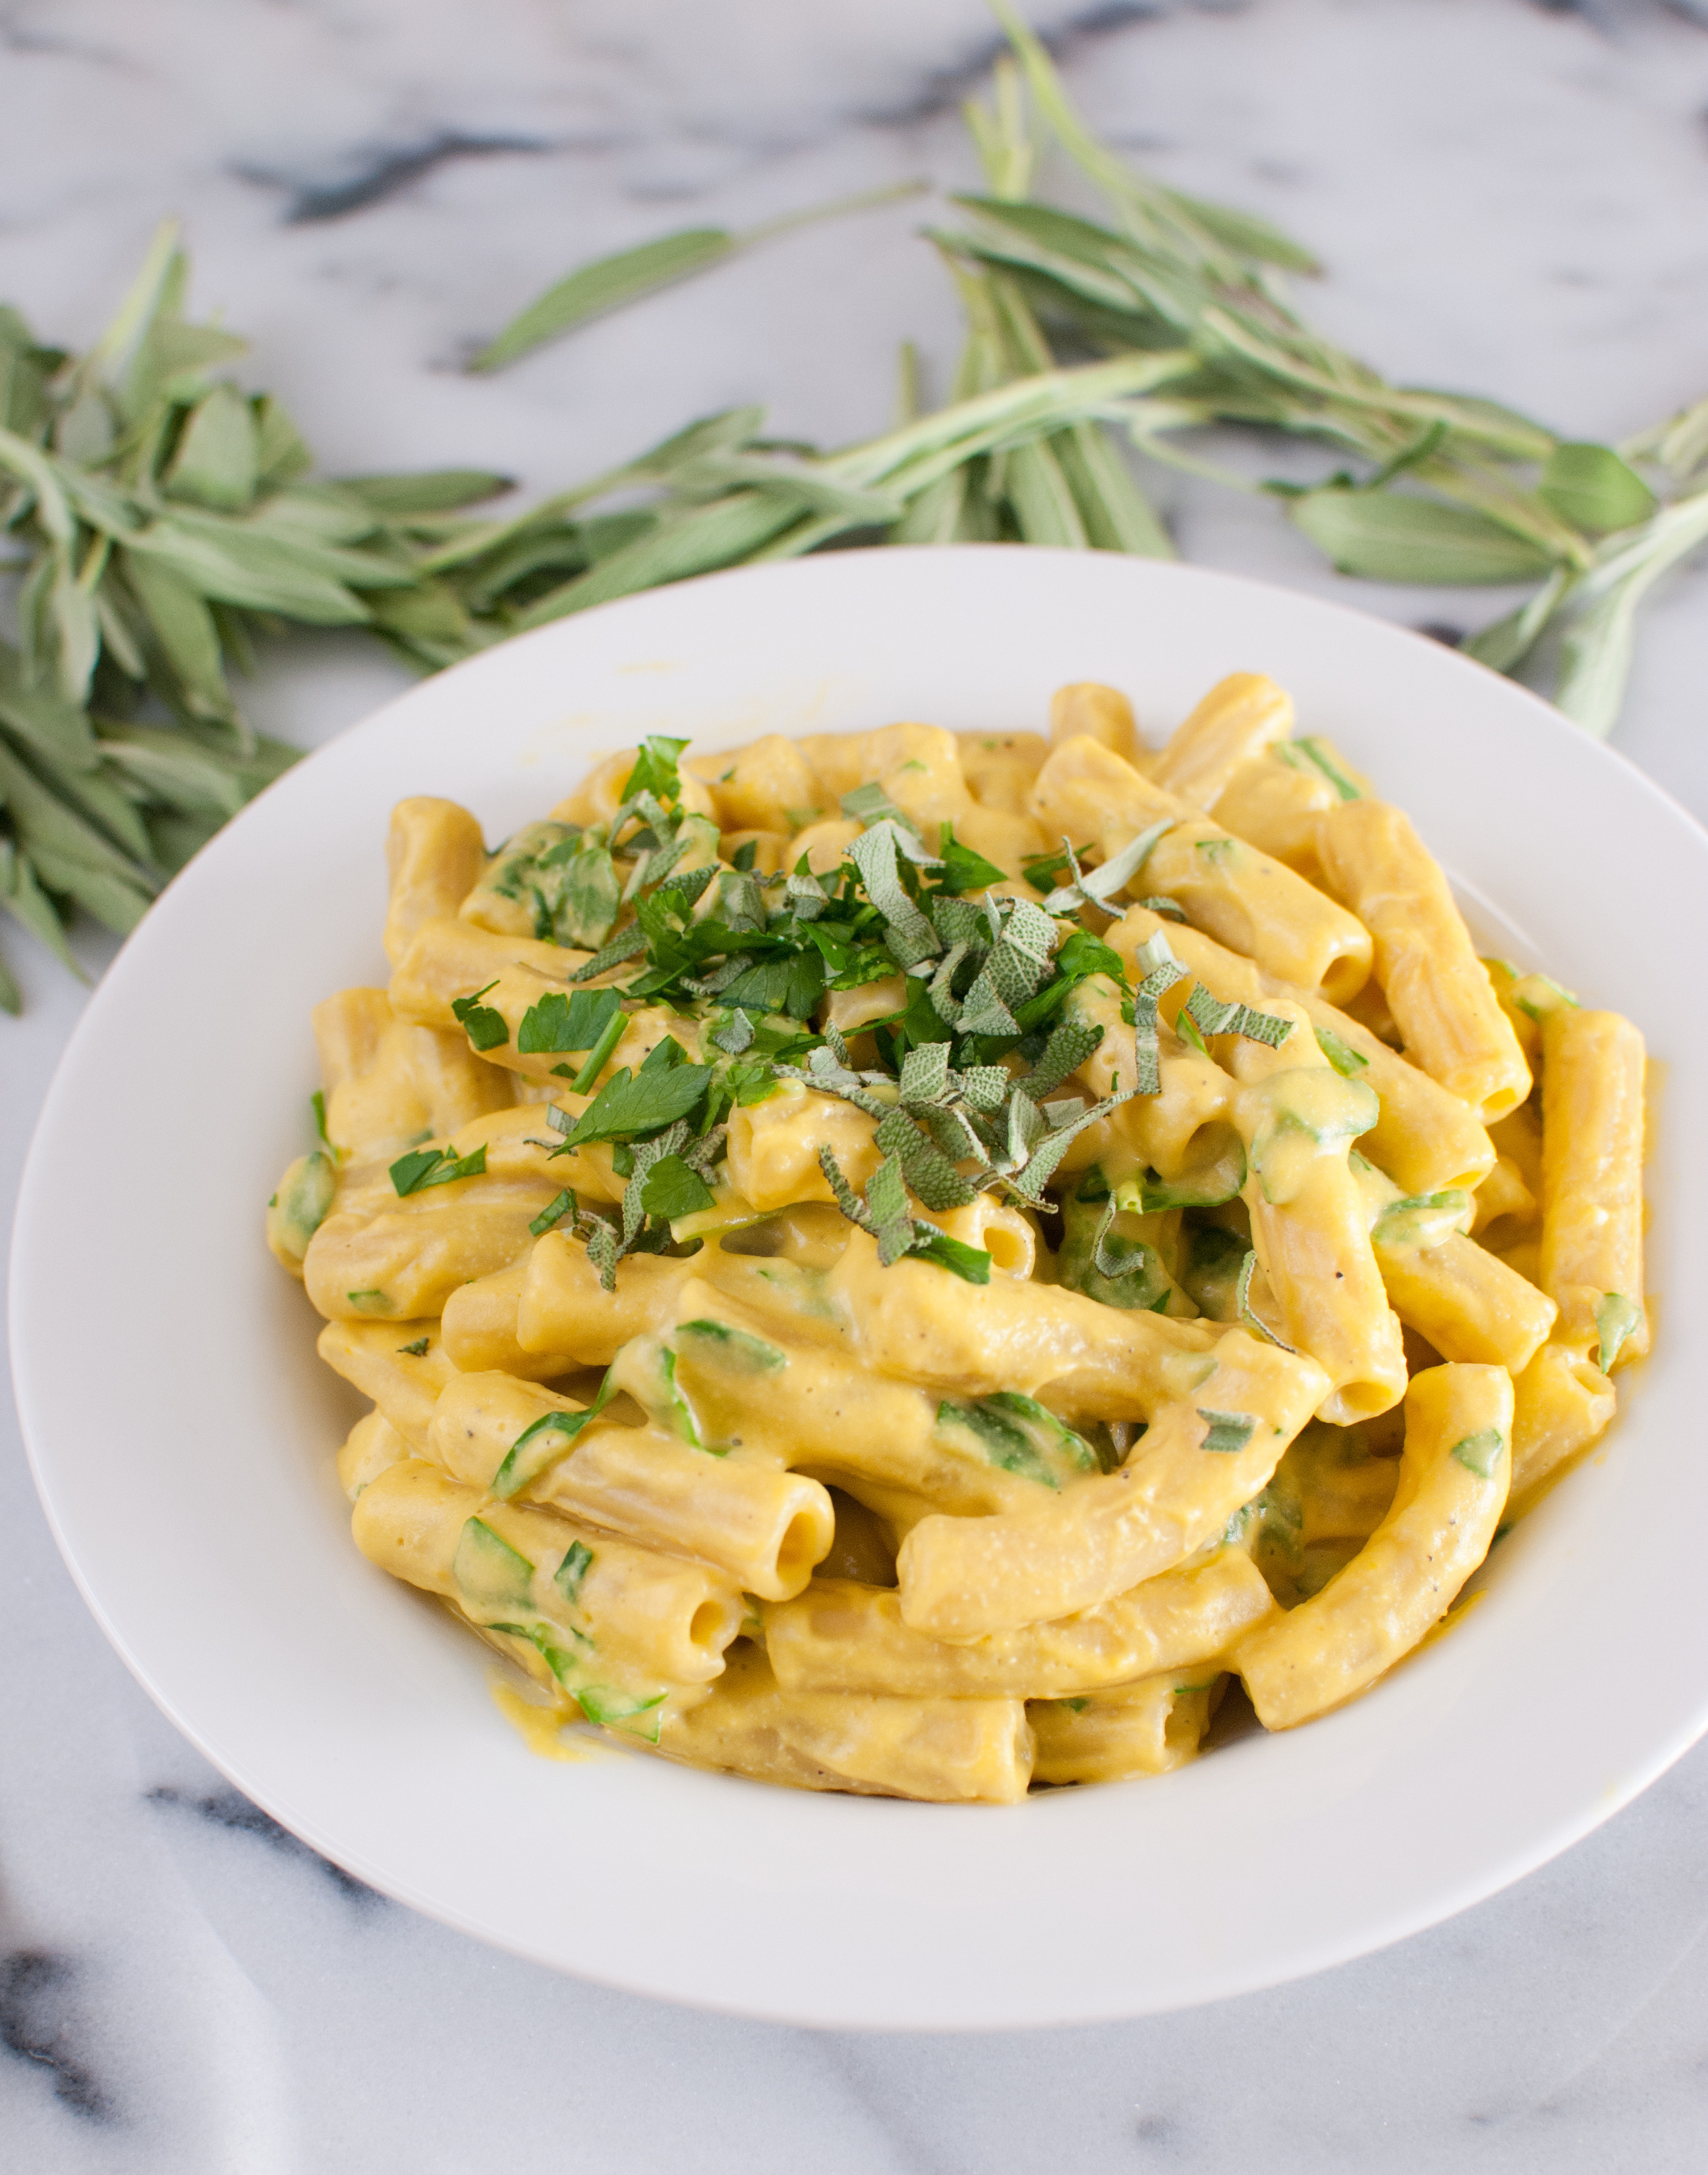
left=726, top=1082, right=882, bottom=1211
left=958, top=730, right=1048, bottom=813
left=387, top=916, right=592, bottom=1038
left=653, top=1640, right=1033, bottom=1803
left=664, top=1284, right=1098, bottom=1519
left=383, top=797, right=486, bottom=966
left=1507, top=1341, right=1617, bottom=1511
left=1228, top=1004, right=1408, bottom=1425
left=810, top=1230, right=1224, bottom=1416
left=765, top=1548, right=1276, bottom=1698
left=896, top=1327, right=1329, bottom=1637
left=518, top=1234, right=703, bottom=1362
left=337, top=1410, right=409, bottom=1501
left=1048, top=681, right=1143, bottom=761
left=440, top=1262, right=579, bottom=1379
left=1106, top=905, right=1496, bottom=1195
left=1030, top=735, right=1373, bottom=1002
left=1350, top=1155, right=1556, bottom=1374
left=352, top=1460, right=743, bottom=1695
left=1029, top=1672, right=1218, bottom=1785
left=427, top=1369, right=835, bottom=1598
left=688, top=732, right=822, bottom=835
left=1316, top=800, right=1531, bottom=1121
left=1208, top=745, right=1340, bottom=879
left=1538, top=1007, right=1648, bottom=1368
left=1064, top=974, right=1236, bottom=1180
left=316, top=1318, right=457, bottom=1448
left=1235, top=1362, right=1513, bottom=1729
left=312, top=988, right=511, bottom=1165
left=1148, top=673, right=1294, bottom=810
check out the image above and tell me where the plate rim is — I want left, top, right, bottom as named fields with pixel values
left=13, top=544, right=1708, bottom=2029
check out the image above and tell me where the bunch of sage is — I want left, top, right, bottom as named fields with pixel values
left=4, top=5, right=1702, bottom=1012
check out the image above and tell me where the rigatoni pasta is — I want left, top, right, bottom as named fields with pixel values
left=269, top=668, right=1647, bottom=1801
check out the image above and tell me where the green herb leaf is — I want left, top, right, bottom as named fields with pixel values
left=452, top=1517, right=534, bottom=1610
left=389, top=1142, right=487, bottom=1195
left=935, top=821, right=1008, bottom=894
left=528, top=1187, right=578, bottom=1238
left=1291, top=489, right=1559, bottom=585
left=554, top=1539, right=595, bottom=1604
left=1595, top=1291, right=1643, bottom=1374
left=620, top=734, right=690, bottom=805
left=1182, top=980, right=1292, bottom=1047
left=1450, top=1427, right=1507, bottom=1479
left=1538, top=443, right=1658, bottom=534
left=517, top=987, right=623, bottom=1055
left=1234, top=1248, right=1295, bottom=1352
left=472, top=229, right=737, bottom=374
left=557, top=1055, right=714, bottom=1149
left=639, top=1152, right=717, bottom=1221
left=492, top=1370, right=617, bottom=1499
left=451, top=981, right=509, bottom=1051
left=1312, top=1023, right=1369, bottom=1077
left=1198, top=1408, right=1258, bottom=1455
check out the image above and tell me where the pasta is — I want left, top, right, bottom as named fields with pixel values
left=268, top=672, right=1648, bottom=1802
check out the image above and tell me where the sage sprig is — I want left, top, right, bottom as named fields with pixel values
left=3, top=5, right=1701, bottom=1015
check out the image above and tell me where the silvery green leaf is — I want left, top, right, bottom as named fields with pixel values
left=1054, top=420, right=1172, bottom=558
left=0, top=422, right=75, bottom=544
left=890, top=465, right=968, bottom=544
left=124, top=517, right=372, bottom=623
left=673, top=452, right=903, bottom=526
left=0, top=738, right=159, bottom=898
left=1552, top=488, right=1708, bottom=738
left=513, top=493, right=802, bottom=631
left=98, top=728, right=249, bottom=819
left=1291, top=488, right=1559, bottom=585
left=117, top=548, right=235, bottom=718
left=0, top=645, right=98, bottom=770
left=473, top=229, right=738, bottom=372
left=247, top=486, right=387, bottom=546
left=338, top=469, right=514, bottom=516
left=49, top=569, right=99, bottom=703
left=1460, top=564, right=1574, bottom=675
left=28, top=754, right=157, bottom=865
left=847, top=821, right=940, bottom=968
left=53, top=387, right=116, bottom=465
left=165, top=384, right=260, bottom=511
left=1004, top=436, right=1089, bottom=548
left=1538, top=443, right=1657, bottom=535
left=1020, top=1017, right=1103, bottom=1103
left=0, top=834, right=80, bottom=974
left=250, top=393, right=313, bottom=490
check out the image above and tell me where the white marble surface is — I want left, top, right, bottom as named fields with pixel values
left=6, top=0, right=1708, bottom=2164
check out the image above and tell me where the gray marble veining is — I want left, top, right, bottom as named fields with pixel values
left=6, top=2, right=1708, bottom=2167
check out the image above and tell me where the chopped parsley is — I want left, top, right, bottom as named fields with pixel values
left=389, top=1142, right=488, bottom=1196
left=517, top=986, right=623, bottom=1055
left=451, top=981, right=508, bottom=1051
left=396, top=1337, right=432, bottom=1356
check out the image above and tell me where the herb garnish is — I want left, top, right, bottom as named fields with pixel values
left=1198, top=1409, right=1259, bottom=1455
left=389, top=1142, right=488, bottom=1196
left=450, top=982, right=509, bottom=1051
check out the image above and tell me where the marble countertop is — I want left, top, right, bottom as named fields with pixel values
left=6, top=1, right=1708, bottom=2166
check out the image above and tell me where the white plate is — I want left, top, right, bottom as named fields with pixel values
left=13, top=548, right=1707, bottom=2029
